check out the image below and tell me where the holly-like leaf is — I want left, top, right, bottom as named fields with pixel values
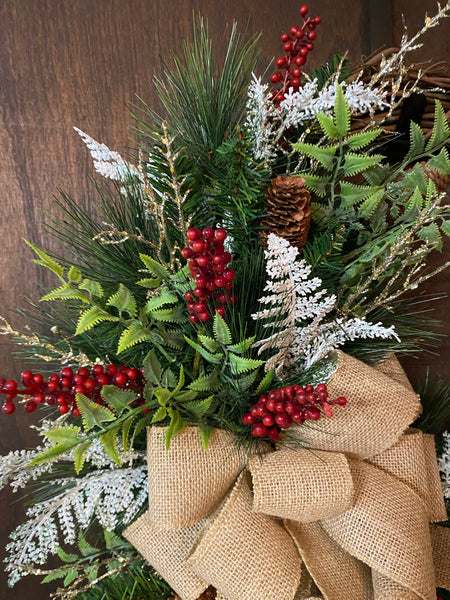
left=73, top=440, right=92, bottom=474
left=440, top=219, right=450, bottom=237
left=235, top=370, right=258, bottom=392
left=165, top=408, right=187, bottom=449
left=292, top=142, right=336, bottom=170
left=75, top=306, right=120, bottom=335
left=29, top=441, right=78, bottom=466
left=117, top=322, right=153, bottom=354
left=101, top=385, right=136, bottom=414
left=184, top=396, right=213, bottom=419
left=334, top=85, right=350, bottom=137
left=154, top=388, right=172, bottom=405
left=99, top=426, right=121, bottom=465
left=346, top=129, right=383, bottom=150
left=405, top=187, right=424, bottom=213
left=184, top=336, right=223, bottom=364
left=76, top=393, right=116, bottom=431
left=173, top=365, right=185, bottom=395
left=255, top=369, right=274, bottom=394
left=79, top=278, right=104, bottom=298
left=425, top=100, right=450, bottom=151
left=161, top=368, right=178, bottom=389
left=227, top=336, right=256, bottom=355
left=189, top=370, right=221, bottom=391
left=228, top=355, right=265, bottom=374
left=44, top=425, right=81, bottom=444
left=403, top=164, right=428, bottom=194
left=198, top=335, right=219, bottom=353
left=213, top=312, right=232, bottom=345
left=151, top=406, right=168, bottom=423
left=41, top=572, right=67, bottom=584
left=150, top=305, right=186, bottom=323
left=143, top=349, right=162, bottom=386
left=199, top=423, right=214, bottom=450
left=317, top=113, right=338, bottom=139
left=40, top=284, right=89, bottom=303
left=67, top=266, right=82, bottom=283
left=122, top=414, right=137, bottom=451
left=136, top=277, right=163, bottom=289
left=140, top=253, right=171, bottom=281
left=25, top=240, right=64, bottom=279
left=106, top=284, right=137, bottom=318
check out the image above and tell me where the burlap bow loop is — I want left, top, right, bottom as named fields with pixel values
left=124, top=352, right=449, bottom=600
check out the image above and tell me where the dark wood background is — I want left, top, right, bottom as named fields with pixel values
left=0, top=1, right=448, bottom=598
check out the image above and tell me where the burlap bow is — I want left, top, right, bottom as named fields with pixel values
left=124, top=351, right=450, bottom=600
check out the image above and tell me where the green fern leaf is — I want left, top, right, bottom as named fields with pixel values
left=292, top=142, right=336, bottom=170
left=342, top=153, right=384, bottom=177
left=150, top=305, right=186, bottom=323
left=255, top=369, right=275, bottom=394
left=75, top=306, right=119, bottom=335
left=213, top=313, right=232, bottom=345
left=425, top=100, right=450, bottom=151
left=173, top=365, right=185, bottom=395
left=227, top=336, right=256, bottom=355
left=25, top=240, right=64, bottom=279
left=136, top=277, right=163, bottom=289
left=76, top=393, right=116, bottom=431
left=184, top=395, right=213, bottom=419
left=154, top=388, right=172, bottom=405
left=64, top=569, right=78, bottom=587
left=403, top=164, right=428, bottom=194
left=101, top=385, right=136, bottom=414
left=405, top=187, right=424, bottom=212
left=184, top=336, right=223, bottom=364
left=104, top=530, right=124, bottom=551
left=100, top=426, right=121, bottom=465
left=117, top=322, right=153, bottom=354
left=140, top=253, right=171, bottom=281
left=122, top=414, right=137, bottom=451
left=44, top=425, right=81, bottom=444
left=228, top=354, right=265, bottom=374
left=165, top=408, right=187, bottom=450
left=151, top=406, right=168, bottom=423
left=340, top=182, right=380, bottom=207
left=334, top=85, right=350, bottom=137
left=175, top=390, right=198, bottom=403
left=189, top=370, right=221, bottom=391
left=427, top=147, right=450, bottom=175
left=73, top=440, right=92, bottom=474
left=57, top=547, right=79, bottom=563
left=40, top=284, right=89, bottom=303
left=106, top=284, right=137, bottom=318
left=302, top=174, right=330, bottom=198
left=143, top=349, right=162, bottom=386
left=407, top=121, right=425, bottom=157
left=146, top=288, right=179, bottom=312
left=29, top=441, right=78, bottom=466
left=440, top=219, right=450, bottom=237
left=68, top=266, right=82, bottom=283
left=418, top=222, right=442, bottom=250
left=198, top=335, right=219, bottom=353
left=78, top=531, right=100, bottom=557
left=358, top=189, right=385, bottom=219
left=346, top=129, right=383, bottom=150
left=41, top=572, right=67, bottom=584
left=199, top=424, right=215, bottom=450
left=317, top=113, right=338, bottom=139
left=236, top=370, right=258, bottom=392
left=158, top=329, right=185, bottom=349
left=79, top=278, right=104, bottom=298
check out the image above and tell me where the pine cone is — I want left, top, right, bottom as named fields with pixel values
left=259, top=175, right=311, bottom=251
left=420, top=161, right=449, bottom=193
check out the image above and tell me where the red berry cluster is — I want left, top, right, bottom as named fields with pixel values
left=0, top=364, right=144, bottom=416
left=182, top=227, right=235, bottom=323
left=270, top=4, right=321, bottom=105
left=242, top=383, right=346, bottom=442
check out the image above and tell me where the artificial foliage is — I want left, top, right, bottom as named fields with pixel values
left=1, top=3, right=450, bottom=600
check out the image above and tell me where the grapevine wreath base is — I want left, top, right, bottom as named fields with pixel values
left=125, top=352, right=450, bottom=600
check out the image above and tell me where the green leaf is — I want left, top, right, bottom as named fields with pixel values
left=198, top=335, right=219, bottom=353
left=40, top=284, right=89, bottom=303
left=86, top=566, right=99, bottom=583
left=76, top=393, right=116, bottom=431
left=122, top=414, right=137, bottom=451
left=75, top=306, right=119, bottom=335
left=104, top=530, right=124, bottom=551
left=158, top=329, right=186, bottom=350
left=25, top=240, right=64, bottom=279
left=227, top=336, right=256, bottom=355
left=106, top=284, right=137, bottom=318
left=150, top=305, right=186, bottom=323
left=418, top=222, right=443, bottom=250
left=130, top=414, right=153, bottom=444
left=140, top=253, right=171, bottom=281
left=302, top=174, right=330, bottom=198
left=342, top=153, right=384, bottom=177
left=228, top=354, right=265, bottom=374
left=73, top=440, right=92, bottom=474
left=340, top=182, right=380, bottom=208
left=41, top=572, right=66, bottom=584
left=64, top=569, right=78, bottom=587
left=407, top=121, right=425, bottom=157
left=154, top=388, right=172, bottom=405
left=346, top=129, right=382, bottom=150
left=165, top=408, right=187, bottom=449
left=425, top=100, right=450, bottom=151
left=236, top=370, right=258, bottom=392
left=334, top=85, right=350, bottom=137
left=199, top=423, right=214, bottom=449
left=255, top=369, right=274, bottom=394
left=427, top=147, right=450, bottom=175
left=213, top=312, right=232, bottom=345
left=146, top=288, right=179, bottom=312
left=358, top=189, right=385, bottom=219
left=117, top=322, right=153, bottom=354
left=173, top=365, right=185, bottom=395
left=316, top=113, right=338, bottom=139
left=29, top=441, right=78, bottom=466
left=184, top=336, right=223, bottom=364
left=100, top=426, right=121, bottom=465
left=403, top=164, right=428, bottom=194
left=78, top=531, right=100, bottom=557
left=175, top=390, right=198, bottom=403
left=189, top=370, right=221, bottom=391
left=405, top=186, right=424, bottom=212
left=161, top=368, right=177, bottom=389
left=440, top=219, right=450, bottom=237
left=292, top=142, right=336, bottom=170
left=136, top=277, right=163, bottom=289
left=151, top=406, right=168, bottom=423
left=68, top=266, right=82, bottom=283
left=184, top=395, right=213, bottom=419
left=101, top=385, right=136, bottom=414
left=57, top=547, right=79, bottom=563
left=44, top=425, right=81, bottom=444
left=79, top=278, right=104, bottom=298
left=143, top=349, right=162, bottom=386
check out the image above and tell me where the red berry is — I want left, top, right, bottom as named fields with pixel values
left=181, top=247, right=193, bottom=259
left=307, top=30, right=316, bottom=40
left=189, top=313, right=199, bottom=324
left=276, top=57, right=287, bottom=68
left=215, top=306, right=225, bottom=317
left=56, top=395, right=67, bottom=405
left=267, top=427, right=280, bottom=442
left=262, top=413, right=275, bottom=427
left=71, top=407, right=81, bottom=417
left=21, top=370, right=33, bottom=383
left=300, top=47, right=308, bottom=56
left=58, top=404, right=70, bottom=415
left=25, top=400, right=37, bottom=413
left=304, top=384, right=314, bottom=393
left=242, top=412, right=255, bottom=425
left=206, top=281, right=216, bottom=292
left=193, top=287, right=204, bottom=297
left=198, top=311, right=210, bottom=322
left=307, top=42, right=314, bottom=50
left=96, top=374, right=109, bottom=387
left=192, top=240, right=205, bottom=253
left=196, top=255, right=210, bottom=268
left=73, top=374, right=85, bottom=385
left=212, top=253, right=224, bottom=265
left=251, top=423, right=268, bottom=438
left=307, top=392, right=317, bottom=404
left=127, top=368, right=138, bottom=381
left=295, top=56, right=306, bottom=66
left=290, top=27, right=298, bottom=36
left=187, top=228, right=201, bottom=241
left=92, top=364, right=104, bottom=375
left=275, top=412, right=290, bottom=429
left=202, top=227, right=214, bottom=241
left=314, top=16, right=321, bottom=24
left=106, top=364, right=117, bottom=377
left=77, top=367, right=90, bottom=378
left=60, top=367, right=73, bottom=378
left=33, top=393, right=45, bottom=404
left=214, top=276, right=226, bottom=288
left=50, top=374, right=60, bottom=382
left=306, top=406, right=321, bottom=420
left=307, top=21, right=316, bottom=30
left=185, top=291, right=194, bottom=302
left=113, top=372, right=128, bottom=386
left=2, top=402, right=15, bottom=415
left=295, top=28, right=304, bottom=39
left=223, top=268, right=235, bottom=281
left=300, top=4, right=308, bottom=16
left=214, top=228, right=227, bottom=242
left=194, top=302, right=207, bottom=313
left=284, top=42, right=293, bottom=52
left=275, top=401, right=285, bottom=413
left=195, top=275, right=207, bottom=288
left=4, top=380, right=17, bottom=392
left=315, top=383, right=327, bottom=393
left=281, top=32, right=291, bottom=42
left=187, top=302, right=196, bottom=312
left=292, top=411, right=305, bottom=424
left=222, top=252, right=232, bottom=264
left=47, top=381, right=58, bottom=392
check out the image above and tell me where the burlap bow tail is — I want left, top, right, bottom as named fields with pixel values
left=124, top=352, right=450, bottom=600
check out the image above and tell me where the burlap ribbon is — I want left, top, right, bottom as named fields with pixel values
left=124, top=351, right=450, bottom=600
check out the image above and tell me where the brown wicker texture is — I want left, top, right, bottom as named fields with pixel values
left=288, top=351, right=421, bottom=459
left=259, top=175, right=312, bottom=251
left=187, top=472, right=302, bottom=600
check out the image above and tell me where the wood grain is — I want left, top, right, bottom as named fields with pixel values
left=0, top=1, right=447, bottom=598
